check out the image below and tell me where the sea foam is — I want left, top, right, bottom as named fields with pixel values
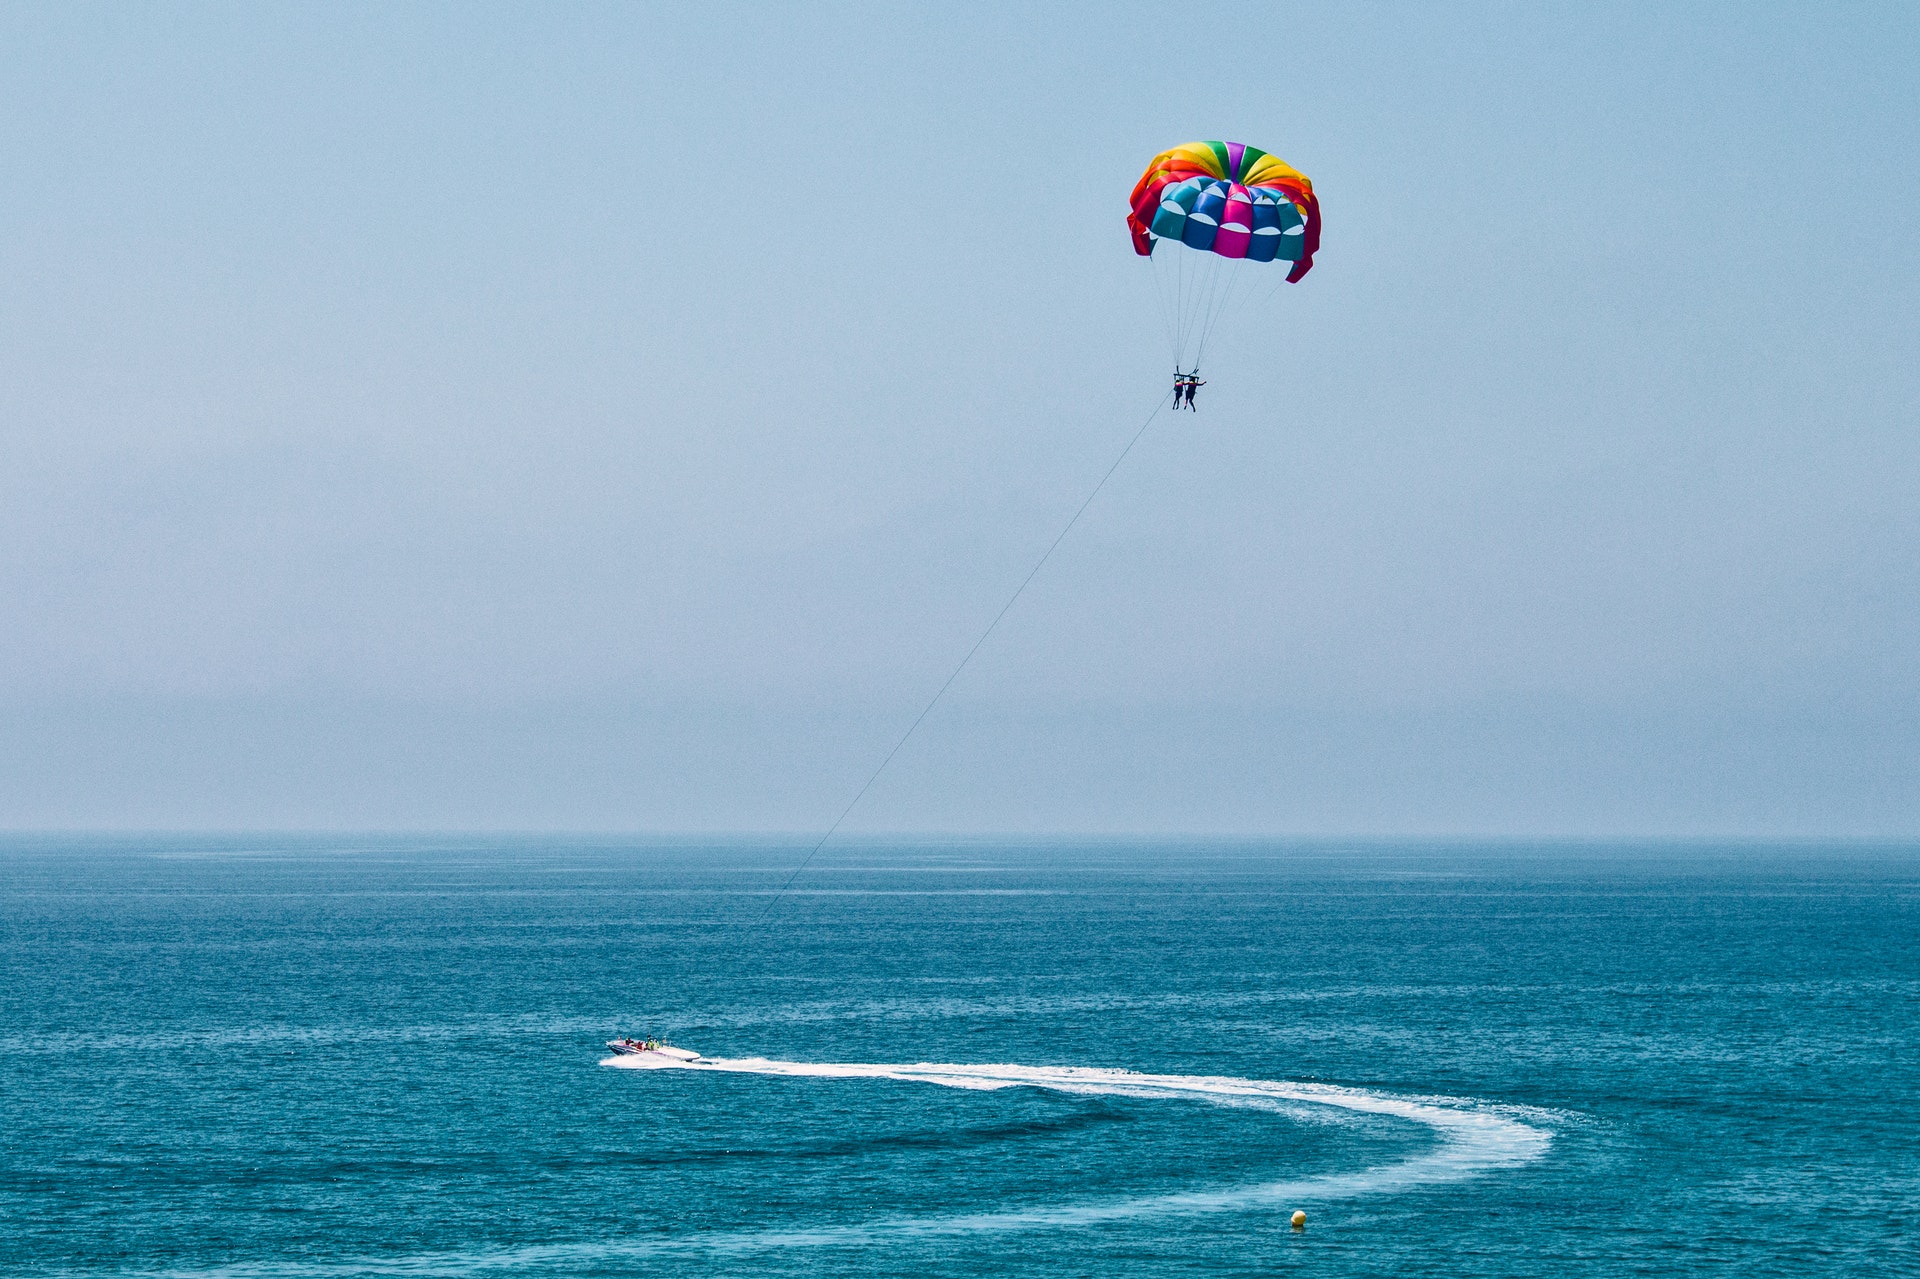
left=602, top=1053, right=1553, bottom=1229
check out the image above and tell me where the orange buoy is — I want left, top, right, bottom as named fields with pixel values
left=1290, top=1210, right=1307, bottom=1229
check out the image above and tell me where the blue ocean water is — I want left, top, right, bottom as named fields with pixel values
left=1, top=836, right=1914, bottom=1277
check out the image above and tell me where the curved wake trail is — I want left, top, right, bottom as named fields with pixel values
left=132, top=1059, right=1553, bottom=1276
left=605, top=1054, right=1553, bottom=1233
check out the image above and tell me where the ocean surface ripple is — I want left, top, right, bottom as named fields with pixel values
left=2, top=836, right=1914, bottom=1277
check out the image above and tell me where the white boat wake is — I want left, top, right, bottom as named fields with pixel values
left=603, top=1052, right=1554, bottom=1233
left=127, top=1054, right=1555, bottom=1275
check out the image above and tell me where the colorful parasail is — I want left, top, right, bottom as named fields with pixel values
left=1127, top=141, right=1320, bottom=283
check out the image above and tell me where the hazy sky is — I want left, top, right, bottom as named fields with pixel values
left=3, top=2, right=1916, bottom=834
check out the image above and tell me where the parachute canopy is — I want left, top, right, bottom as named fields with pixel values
left=1127, top=141, right=1320, bottom=283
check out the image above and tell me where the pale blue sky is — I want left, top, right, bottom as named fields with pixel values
left=2, top=2, right=1916, bottom=833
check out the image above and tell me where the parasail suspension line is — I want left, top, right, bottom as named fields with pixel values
left=756, top=387, right=1178, bottom=926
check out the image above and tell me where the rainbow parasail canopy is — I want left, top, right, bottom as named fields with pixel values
left=1128, top=141, right=1320, bottom=283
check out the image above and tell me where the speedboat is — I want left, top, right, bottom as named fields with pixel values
left=606, top=1037, right=701, bottom=1061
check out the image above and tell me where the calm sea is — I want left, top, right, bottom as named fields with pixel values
left=2, top=836, right=1914, bottom=1276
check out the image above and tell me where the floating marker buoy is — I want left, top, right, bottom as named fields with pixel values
left=1290, top=1210, right=1307, bottom=1229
